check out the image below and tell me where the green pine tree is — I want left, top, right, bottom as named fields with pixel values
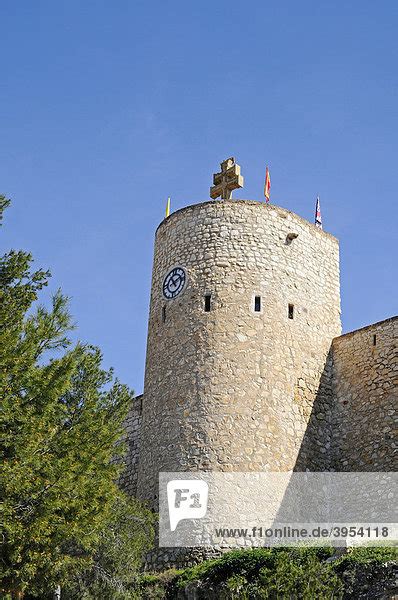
left=0, top=197, right=154, bottom=598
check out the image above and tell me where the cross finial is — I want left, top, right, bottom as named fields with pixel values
left=210, top=157, right=244, bottom=200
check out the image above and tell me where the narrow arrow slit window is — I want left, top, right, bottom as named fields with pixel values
left=204, top=294, right=211, bottom=312
left=254, top=296, right=261, bottom=312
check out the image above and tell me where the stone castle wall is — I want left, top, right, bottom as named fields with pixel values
left=136, top=200, right=342, bottom=503
left=331, top=317, right=397, bottom=471
left=119, top=395, right=142, bottom=497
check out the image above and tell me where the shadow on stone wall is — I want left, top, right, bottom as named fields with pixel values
left=271, top=348, right=337, bottom=529
left=293, top=347, right=335, bottom=472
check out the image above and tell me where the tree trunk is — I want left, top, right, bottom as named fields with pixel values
left=53, top=585, right=61, bottom=599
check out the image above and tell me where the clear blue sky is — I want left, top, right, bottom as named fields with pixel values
left=1, top=1, right=397, bottom=393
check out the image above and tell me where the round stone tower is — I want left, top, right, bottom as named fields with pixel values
left=137, top=200, right=341, bottom=504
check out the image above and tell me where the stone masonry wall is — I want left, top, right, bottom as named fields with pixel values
left=331, top=317, right=398, bottom=471
left=137, top=200, right=341, bottom=504
left=119, top=395, right=142, bottom=497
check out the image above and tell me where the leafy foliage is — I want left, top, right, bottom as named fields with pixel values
left=256, top=550, right=342, bottom=599
left=333, top=546, right=398, bottom=600
left=176, top=546, right=335, bottom=588
left=142, top=547, right=397, bottom=599
left=174, top=547, right=341, bottom=599
left=136, top=569, right=182, bottom=600
left=62, top=495, right=154, bottom=599
left=0, top=199, right=153, bottom=596
left=0, top=194, right=11, bottom=225
left=334, top=545, right=398, bottom=567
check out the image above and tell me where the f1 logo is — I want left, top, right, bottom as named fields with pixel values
left=167, top=479, right=209, bottom=531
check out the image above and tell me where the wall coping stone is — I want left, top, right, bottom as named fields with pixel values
left=333, top=315, right=398, bottom=343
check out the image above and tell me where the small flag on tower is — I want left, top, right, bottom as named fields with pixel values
left=315, top=196, right=322, bottom=229
left=165, top=197, right=171, bottom=218
left=264, top=167, right=271, bottom=202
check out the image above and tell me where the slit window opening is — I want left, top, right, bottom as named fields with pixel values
left=162, top=306, right=166, bottom=323
left=288, top=304, right=294, bottom=319
left=373, top=334, right=377, bottom=346
left=204, top=294, right=211, bottom=312
left=254, top=296, right=261, bottom=312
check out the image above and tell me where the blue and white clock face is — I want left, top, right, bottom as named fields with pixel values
left=162, top=267, right=186, bottom=299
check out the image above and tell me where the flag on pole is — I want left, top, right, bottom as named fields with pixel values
left=165, top=197, right=171, bottom=218
left=315, top=196, right=322, bottom=229
left=264, top=167, right=271, bottom=202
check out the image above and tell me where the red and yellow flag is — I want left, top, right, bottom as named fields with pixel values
left=264, top=167, right=271, bottom=202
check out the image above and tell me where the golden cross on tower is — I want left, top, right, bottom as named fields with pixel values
left=210, top=157, right=244, bottom=200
